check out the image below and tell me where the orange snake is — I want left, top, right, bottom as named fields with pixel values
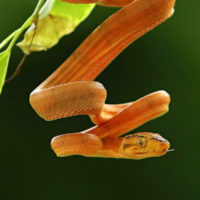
left=30, top=0, right=175, bottom=159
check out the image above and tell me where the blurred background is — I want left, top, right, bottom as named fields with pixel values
left=0, top=0, right=199, bottom=200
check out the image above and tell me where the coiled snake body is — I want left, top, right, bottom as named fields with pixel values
left=30, top=0, right=175, bottom=159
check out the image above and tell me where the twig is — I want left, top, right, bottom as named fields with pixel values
left=4, top=55, right=27, bottom=85
left=4, top=19, right=39, bottom=85
left=2, top=0, right=45, bottom=86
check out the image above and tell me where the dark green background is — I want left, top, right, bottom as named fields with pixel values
left=0, top=1, right=199, bottom=200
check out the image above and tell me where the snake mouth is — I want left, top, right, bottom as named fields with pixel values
left=133, top=152, right=146, bottom=155
left=134, top=148, right=173, bottom=156
left=134, top=151, right=164, bottom=155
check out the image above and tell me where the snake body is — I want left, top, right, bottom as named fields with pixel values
left=30, top=0, right=175, bottom=159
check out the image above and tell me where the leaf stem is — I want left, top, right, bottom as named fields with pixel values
left=4, top=18, right=39, bottom=85
left=7, top=0, right=45, bottom=52
left=4, top=55, right=27, bottom=85
left=0, top=30, right=18, bottom=50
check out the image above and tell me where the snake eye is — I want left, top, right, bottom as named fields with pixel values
left=136, top=137, right=147, bottom=148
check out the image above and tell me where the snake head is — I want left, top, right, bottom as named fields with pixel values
left=121, top=132, right=170, bottom=159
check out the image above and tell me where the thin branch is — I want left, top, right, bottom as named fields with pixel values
left=2, top=0, right=45, bottom=87
left=4, top=19, right=39, bottom=85
left=4, top=55, right=27, bottom=85
left=7, top=0, right=45, bottom=52
left=0, top=30, right=18, bottom=50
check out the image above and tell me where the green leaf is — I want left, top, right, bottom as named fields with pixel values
left=17, top=0, right=95, bottom=54
left=0, top=50, right=11, bottom=94
left=50, top=0, right=95, bottom=25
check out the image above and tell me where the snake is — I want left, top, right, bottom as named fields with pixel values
left=30, top=0, right=175, bottom=159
